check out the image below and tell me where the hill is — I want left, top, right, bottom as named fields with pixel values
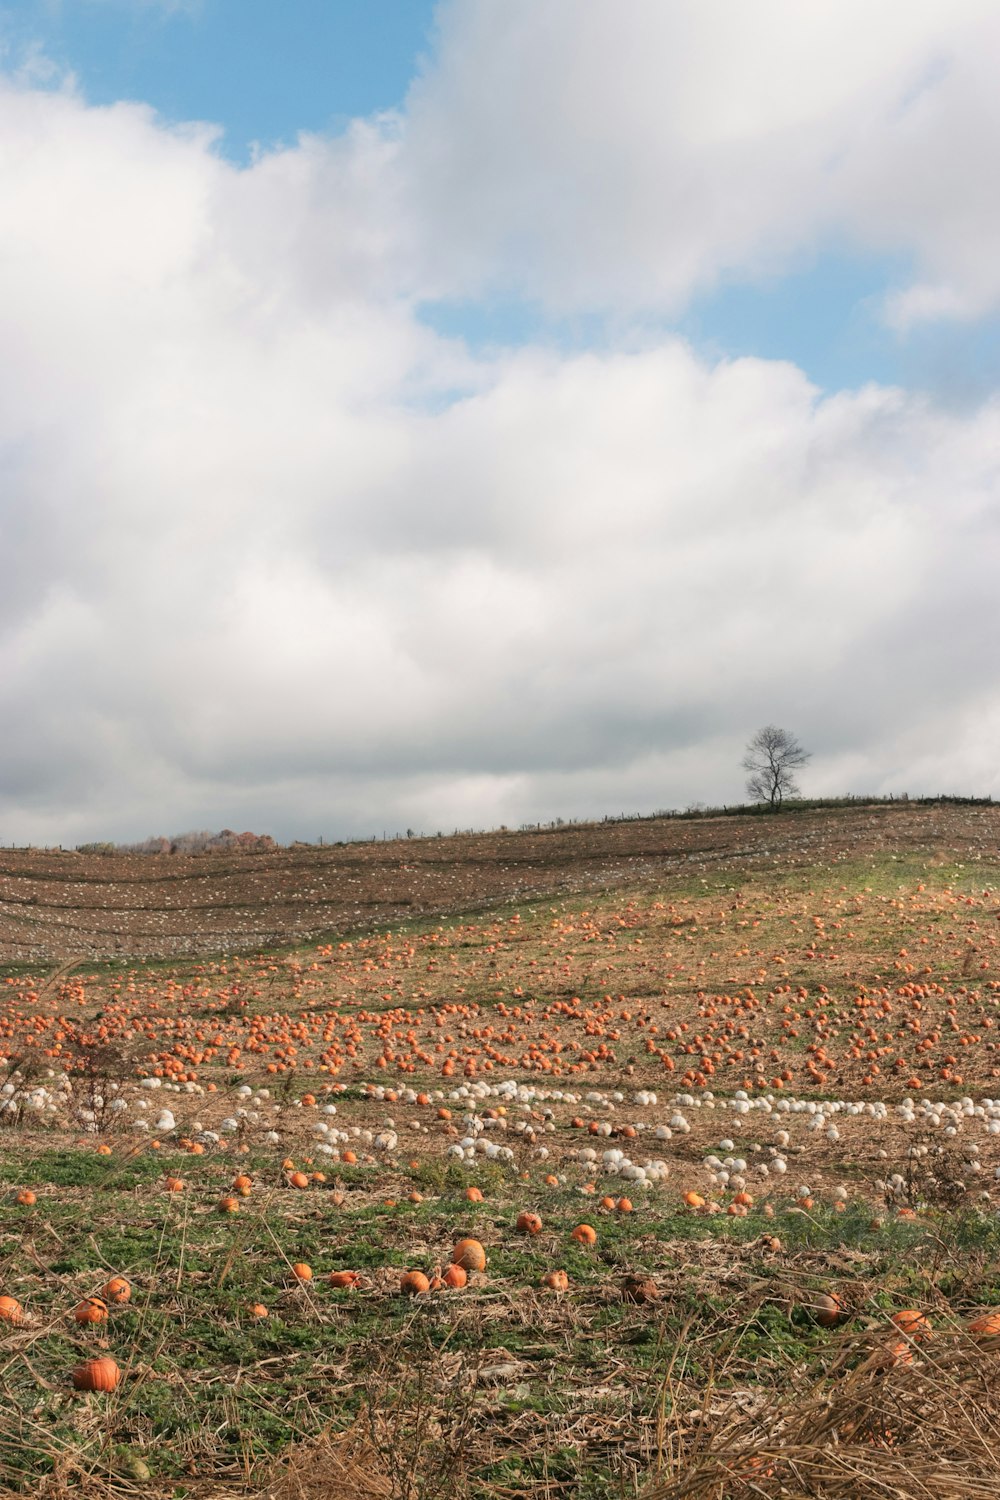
left=1, top=800, right=997, bottom=965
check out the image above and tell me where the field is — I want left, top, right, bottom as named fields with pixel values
left=2, top=803, right=1000, bottom=1498
left=1, top=799, right=997, bottom=964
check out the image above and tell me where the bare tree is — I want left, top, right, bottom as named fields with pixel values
left=743, top=725, right=811, bottom=808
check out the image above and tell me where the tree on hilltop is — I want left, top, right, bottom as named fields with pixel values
left=743, top=725, right=810, bottom=808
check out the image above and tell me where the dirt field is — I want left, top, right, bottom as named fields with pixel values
left=1, top=801, right=997, bottom=963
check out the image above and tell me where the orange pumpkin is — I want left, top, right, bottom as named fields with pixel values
left=73, top=1297, right=108, bottom=1326
left=969, top=1311, right=1000, bottom=1339
left=400, top=1270, right=430, bottom=1296
left=891, top=1309, right=931, bottom=1340
left=291, top=1262, right=313, bottom=1282
left=542, top=1269, right=569, bottom=1291
left=516, top=1211, right=543, bottom=1235
left=571, top=1223, right=597, bottom=1246
left=878, top=1338, right=913, bottom=1368
left=443, top=1264, right=467, bottom=1289
left=102, top=1278, right=131, bottom=1305
left=73, top=1357, right=121, bottom=1392
left=0, top=1295, right=24, bottom=1325
left=218, top=1196, right=240, bottom=1214
left=811, top=1293, right=844, bottom=1328
left=451, top=1238, right=487, bottom=1273
left=288, top=1171, right=310, bottom=1190
left=329, top=1270, right=361, bottom=1288
left=15, top=1190, right=36, bottom=1208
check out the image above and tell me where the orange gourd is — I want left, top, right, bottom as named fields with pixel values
left=811, top=1293, right=844, bottom=1328
left=451, top=1238, right=487, bottom=1273
left=400, top=1270, right=430, bottom=1296
left=73, top=1297, right=108, bottom=1326
left=73, top=1357, right=121, bottom=1392
left=891, top=1309, right=931, bottom=1340
left=329, top=1270, right=361, bottom=1288
left=0, top=1295, right=23, bottom=1325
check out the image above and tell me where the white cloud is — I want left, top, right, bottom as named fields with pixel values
left=397, top=0, right=1000, bottom=324
left=0, top=20, right=999, bottom=844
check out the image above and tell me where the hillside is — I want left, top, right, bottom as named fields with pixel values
left=2, top=800, right=1000, bottom=1496
left=1, top=800, right=997, bottom=964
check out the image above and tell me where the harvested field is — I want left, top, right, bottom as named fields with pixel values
left=1, top=801, right=998, bottom=963
left=0, top=803, right=1000, bottom=1498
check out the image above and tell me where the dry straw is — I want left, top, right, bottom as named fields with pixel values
left=644, top=1328, right=1000, bottom=1500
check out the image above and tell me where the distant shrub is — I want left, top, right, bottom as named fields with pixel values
left=88, top=830, right=278, bottom=857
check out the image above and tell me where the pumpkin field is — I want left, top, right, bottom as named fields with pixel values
left=3, top=803, right=1000, bottom=1498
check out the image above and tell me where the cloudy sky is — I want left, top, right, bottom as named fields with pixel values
left=1, top=0, right=999, bottom=846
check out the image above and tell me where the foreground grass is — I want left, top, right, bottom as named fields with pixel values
left=3, top=1136, right=1000, bottom=1498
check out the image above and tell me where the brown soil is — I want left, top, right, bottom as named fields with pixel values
left=0, top=801, right=996, bottom=964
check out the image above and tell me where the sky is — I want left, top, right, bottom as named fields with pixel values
left=0, top=0, right=999, bottom=846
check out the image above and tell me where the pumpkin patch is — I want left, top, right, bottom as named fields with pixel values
left=1, top=808, right=1000, bottom=1493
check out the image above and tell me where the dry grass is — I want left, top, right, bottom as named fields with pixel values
left=646, top=1332, right=1000, bottom=1499
left=266, top=1424, right=394, bottom=1500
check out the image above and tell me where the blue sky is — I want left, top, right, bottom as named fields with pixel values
left=1, top=1, right=999, bottom=842
left=1, top=0, right=440, bottom=151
